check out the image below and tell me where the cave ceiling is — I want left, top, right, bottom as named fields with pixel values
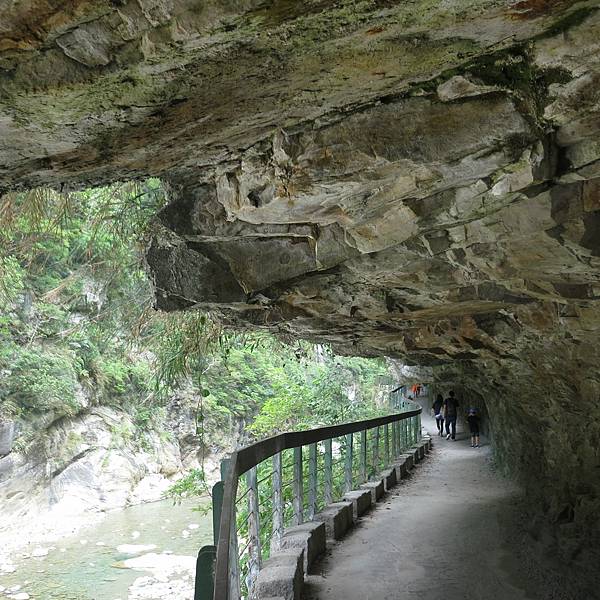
left=2, top=0, right=600, bottom=383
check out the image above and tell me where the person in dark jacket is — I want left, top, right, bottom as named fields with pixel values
left=444, top=391, right=459, bottom=440
left=467, top=408, right=481, bottom=447
left=432, top=393, right=444, bottom=436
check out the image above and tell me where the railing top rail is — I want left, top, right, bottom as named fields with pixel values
left=213, top=407, right=422, bottom=600
left=233, top=408, right=421, bottom=477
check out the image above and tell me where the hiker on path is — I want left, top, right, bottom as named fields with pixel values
left=444, top=391, right=459, bottom=440
left=467, top=408, right=481, bottom=447
left=432, top=393, right=445, bottom=436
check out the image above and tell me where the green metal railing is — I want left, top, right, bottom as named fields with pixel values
left=195, top=404, right=422, bottom=600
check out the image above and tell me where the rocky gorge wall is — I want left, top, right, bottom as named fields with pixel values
left=0, top=397, right=220, bottom=563
left=1, top=0, right=600, bottom=590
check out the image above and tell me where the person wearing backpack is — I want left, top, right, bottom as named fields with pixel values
left=444, top=390, right=459, bottom=440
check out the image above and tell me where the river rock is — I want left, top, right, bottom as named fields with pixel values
left=128, top=575, right=193, bottom=600
left=11, top=593, right=30, bottom=600
left=31, top=547, right=49, bottom=557
left=122, top=552, right=195, bottom=577
left=0, top=563, right=16, bottom=574
left=116, top=544, right=157, bottom=555
left=129, top=474, right=172, bottom=504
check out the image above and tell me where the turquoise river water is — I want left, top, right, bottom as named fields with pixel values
left=0, top=499, right=212, bottom=600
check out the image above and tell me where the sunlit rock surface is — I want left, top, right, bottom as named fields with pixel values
left=1, top=0, right=600, bottom=590
left=0, top=406, right=181, bottom=534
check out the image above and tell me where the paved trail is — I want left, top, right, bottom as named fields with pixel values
left=305, top=418, right=535, bottom=600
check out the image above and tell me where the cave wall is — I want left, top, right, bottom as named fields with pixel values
left=2, top=0, right=600, bottom=582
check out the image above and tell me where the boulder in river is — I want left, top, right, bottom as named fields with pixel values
left=129, top=575, right=193, bottom=600
left=122, top=552, right=195, bottom=576
left=0, top=562, right=17, bottom=574
left=116, top=544, right=157, bottom=555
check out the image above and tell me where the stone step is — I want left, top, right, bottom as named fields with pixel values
left=360, top=479, right=384, bottom=502
left=313, top=501, right=354, bottom=540
left=342, top=489, right=372, bottom=519
left=278, top=521, right=326, bottom=574
left=254, top=548, right=304, bottom=600
left=380, top=467, right=397, bottom=491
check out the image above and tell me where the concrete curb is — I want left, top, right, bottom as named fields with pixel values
left=255, top=438, right=432, bottom=597
left=381, top=467, right=397, bottom=491
left=254, top=548, right=304, bottom=600
left=313, top=501, right=354, bottom=540
left=360, top=479, right=385, bottom=502
left=391, top=454, right=412, bottom=479
left=279, top=522, right=327, bottom=574
left=343, top=489, right=372, bottom=519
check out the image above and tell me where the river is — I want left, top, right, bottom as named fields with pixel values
left=0, top=499, right=213, bottom=600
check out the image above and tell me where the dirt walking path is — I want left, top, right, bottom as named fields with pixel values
left=305, top=417, right=536, bottom=600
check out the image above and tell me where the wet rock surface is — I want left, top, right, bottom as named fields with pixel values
left=2, top=0, right=600, bottom=587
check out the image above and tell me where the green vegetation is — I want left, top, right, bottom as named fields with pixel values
left=0, top=181, right=394, bottom=488
left=0, top=182, right=163, bottom=425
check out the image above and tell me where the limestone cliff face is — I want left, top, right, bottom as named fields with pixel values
left=2, top=0, right=600, bottom=583
left=0, top=404, right=183, bottom=535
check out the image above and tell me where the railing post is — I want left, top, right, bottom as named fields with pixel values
left=195, top=546, right=217, bottom=600
left=228, top=500, right=241, bottom=600
left=308, top=443, right=318, bottom=520
left=372, top=426, right=380, bottom=477
left=324, top=438, right=333, bottom=504
left=293, top=446, right=304, bottom=525
left=212, top=480, right=225, bottom=544
left=272, top=452, right=284, bottom=551
left=246, top=466, right=261, bottom=593
left=360, top=429, right=367, bottom=483
left=398, top=420, right=402, bottom=452
left=384, top=423, right=390, bottom=466
left=344, top=433, right=353, bottom=493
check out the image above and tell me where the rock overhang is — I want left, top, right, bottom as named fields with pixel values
left=3, top=0, right=600, bottom=366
